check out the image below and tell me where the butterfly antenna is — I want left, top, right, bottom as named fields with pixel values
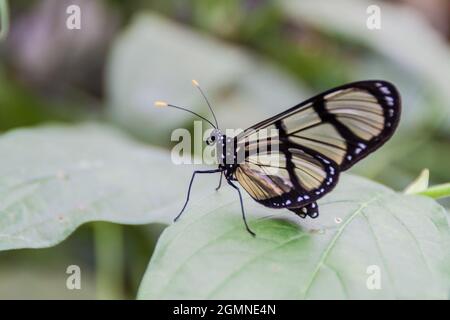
left=192, top=79, right=219, bottom=129
left=154, top=100, right=216, bottom=129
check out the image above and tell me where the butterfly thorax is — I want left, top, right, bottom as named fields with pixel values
left=215, top=134, right=238, bottom=178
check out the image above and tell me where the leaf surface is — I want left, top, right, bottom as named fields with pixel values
left=138, top=175, right=450, bottom=299
left=0, top=124, right=216, bottom=250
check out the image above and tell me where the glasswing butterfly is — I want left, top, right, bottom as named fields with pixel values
left=155, top=80, right=401, bottom=236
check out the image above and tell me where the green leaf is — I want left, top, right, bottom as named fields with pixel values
left=0, top=123, right=216, bottom=251
left=138, top=174, right=450, bottom=299
left=106, top=13, right=308, bottom=145
left=404, top=169, right=429, bottom=194
left=417, top=183, right=450, bottom=200
left=403, top=169, right=450, bottom=200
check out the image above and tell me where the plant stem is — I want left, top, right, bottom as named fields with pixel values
left=416, top=183, right=450, bottom=200
left=93, top=222, right=124, bottom=300
left=0, top=0, right=9, bottom=41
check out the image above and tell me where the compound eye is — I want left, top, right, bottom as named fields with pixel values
left=206, top=135, right=216, bottom=146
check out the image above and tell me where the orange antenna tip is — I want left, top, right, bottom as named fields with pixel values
left=154, top=100, right=168, bottom=108
left=192, top=79, right=200, bottom=87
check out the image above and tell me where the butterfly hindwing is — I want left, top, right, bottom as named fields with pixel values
left=234, top=80, right=401, bottom=216
left=234, top=140, right=339, bottom=208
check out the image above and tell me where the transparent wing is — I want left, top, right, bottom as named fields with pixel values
left=236, top=80, right=401, bottom=170
left=233, top=80, right=401, bottom=216
left=235, top=143, right=339, bottom=212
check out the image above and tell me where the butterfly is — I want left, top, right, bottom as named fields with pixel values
left=155, top=80, right=401, bottom=236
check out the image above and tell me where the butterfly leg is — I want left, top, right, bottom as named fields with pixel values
left=174, top=169, right=222, bottom=222
left=227, top=179, right=256, bottom=237
left=288, top=201, right=319, bottom=219
left=215, top=173, right=223, bottom=191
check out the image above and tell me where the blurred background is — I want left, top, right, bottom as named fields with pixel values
left=0, top=0, right=449, bottom=299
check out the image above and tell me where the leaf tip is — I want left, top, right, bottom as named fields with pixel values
left=404, top=168, right=429, bottom=195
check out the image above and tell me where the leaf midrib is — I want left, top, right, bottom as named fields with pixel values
left=301, top=194, right=382, bottom=299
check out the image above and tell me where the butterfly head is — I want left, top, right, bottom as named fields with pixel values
left=206, top=129, right=223, bottom=146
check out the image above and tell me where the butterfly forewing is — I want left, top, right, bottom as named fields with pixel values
left=306, top=81, right=400, bottom=169
left=234, top=80, right=401, bottom=217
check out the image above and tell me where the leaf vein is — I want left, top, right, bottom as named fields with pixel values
left=301, top=194, right=382, bottom=299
